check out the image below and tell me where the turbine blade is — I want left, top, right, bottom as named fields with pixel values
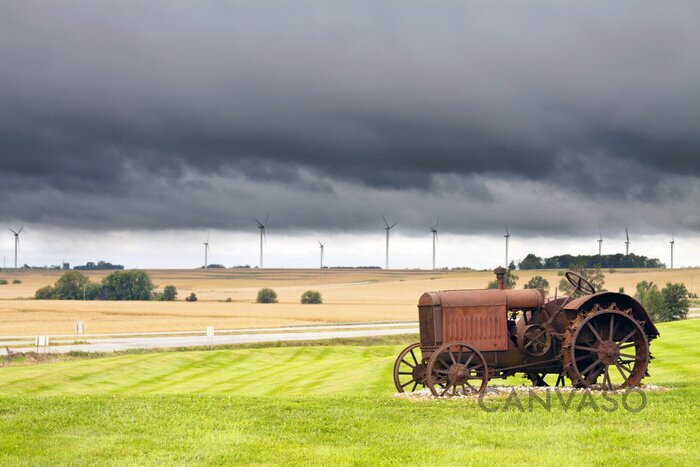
left=9, top=229, right=17, bottom=235
left=18, top=225, right=24, bottom=234
left=381, top=214, right=389, bottom=228
left=255, top=218, right=263, bottom=227
left=390, top=222, right=397, bottom=229
left=626, top=228, right=629, bottom=242
left=504, top=223, right=509, bottom=236
left=436, top=216, right=439, bottom=228
left=264, top=213, right=269, bottom=224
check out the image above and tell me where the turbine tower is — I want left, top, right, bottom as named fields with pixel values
left=203, top=235, right=210, bottom=269
left=382, top=215, right=396, bottom=270
left=9, top=226, right=23, bottom=269
left=430, top=217, right=439, bottom=270
left=670, top=234, right=675, bottom=269
left=504, top=224, right=510, bottom=267
left=319, top=241, right=325, bottom=269
left=255, top=214, right=268, bottom=268
left=625, top=228, right=630, bottom=256
left=598, top=231, right=603, bottom=257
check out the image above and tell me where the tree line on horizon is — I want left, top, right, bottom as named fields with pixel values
left=517, top=253, right=665, bottom=270
left=35, top=270, right=176, bottom=301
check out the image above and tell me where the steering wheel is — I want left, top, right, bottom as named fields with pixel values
left=565, top=271, right=596, bottom=296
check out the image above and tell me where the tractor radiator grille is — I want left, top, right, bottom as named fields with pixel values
left=443, top=306, right=508, bottom=351
left=418, top=306, right=436, bottom=347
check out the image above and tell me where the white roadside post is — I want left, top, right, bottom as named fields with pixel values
left=206, top=326, right=215, bottom=349
left=35, top=336, right=49, bottom=355
left=76, top=320, right=85, bottom=338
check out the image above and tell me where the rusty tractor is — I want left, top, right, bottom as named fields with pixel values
left=393, top=267, right=658, bottom=396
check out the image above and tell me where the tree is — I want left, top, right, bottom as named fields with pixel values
left=300, top=290, right=323, bottom=304
left=524, top=275, right=550, bottom=295
left=558, top=265, right=605, bottom=296
left=35, top=285, right=55, bottom=299
left=635, top=281, right=664, bottom=322
left=100, top=270, right=155, bottom=300
left=660, top=282, right=689, bottom=322
left=161, top=285, right=178, bottom=301
left=52, top=271, right=90, bottom=300
left=185, top=292, right=198, bottom=302
left=487, top=270, right=518, bottom=289
left=508, top=261, right=517, bottom=271
left=257, top=288, right=278, bottom=303
left=84, top=282, right=104, bottom=300
left=519, top=254, right=544, bottom=270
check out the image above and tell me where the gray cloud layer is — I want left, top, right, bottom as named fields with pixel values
left=1, top=1, right=699, bottom=235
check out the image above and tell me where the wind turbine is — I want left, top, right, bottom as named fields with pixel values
left=625, top=228, right=630, bottom=256
left=597, top=231, right=603, bottom=257
left=255, top=214, right=268, bottom=268
left=504, top=224, right=510, bottom=267
left=9, top=226, right=23, bottom=269
left=203, top=235, right=210, bottom=269
left=319, top=241, right=325, bottom=269
left=430, top=217, right=439, bottom=270
left=382, top=215, right=396, bottom=270
left=670, top=234, right=675, bottom=269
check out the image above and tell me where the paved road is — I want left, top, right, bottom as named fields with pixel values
left=1, top=326, right=418, bottom=355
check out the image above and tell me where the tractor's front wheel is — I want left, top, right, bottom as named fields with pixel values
left=393, top=343, right=427, bottom=393
left=426, top=342, right=489, bottom=397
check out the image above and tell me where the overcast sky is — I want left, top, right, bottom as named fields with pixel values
left=1, top=1, right=698, bottom=269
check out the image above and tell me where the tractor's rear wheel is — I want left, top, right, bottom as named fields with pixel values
left=393, top=343, right=427, bottom=393
left=563, top=308, right=650, bottom=390
left=426, top=342, right=489, bottom=397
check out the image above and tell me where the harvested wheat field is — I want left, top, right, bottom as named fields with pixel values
left=0, top=268, right=697, bottom=336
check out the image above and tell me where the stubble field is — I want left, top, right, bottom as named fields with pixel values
left=0, top=268, right=697, bottom=335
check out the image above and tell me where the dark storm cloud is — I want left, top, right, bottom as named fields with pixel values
left=0, top=1, right=699, bottom=234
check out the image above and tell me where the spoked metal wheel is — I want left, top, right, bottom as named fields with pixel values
left=564, top=309, right=650, bottom=389
left=426, top=342, right=489, bottom=397
left=393, top=343, right=427, bottom=393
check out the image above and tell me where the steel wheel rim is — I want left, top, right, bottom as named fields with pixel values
left=393, top=342, right=426, bottom=393
left=569, top=310, right=649, bottom=390
left=426, top=342, right=489, bottom=397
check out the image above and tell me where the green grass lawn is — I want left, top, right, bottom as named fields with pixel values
left=0, top=321, right=698, bottom=465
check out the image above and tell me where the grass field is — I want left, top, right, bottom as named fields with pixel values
left=0, top=319, right=698, bottom=465
left=0, top=268, right=698, bottom=336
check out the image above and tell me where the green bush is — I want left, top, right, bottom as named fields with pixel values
left=256, top=288, right=278, bottom=304
left=523, top=275, right=549, bottom=295
left=635, top=281, right=664, bottom=322
left=52, top=271, right=90, bottom=300
left=300, top=290, right=323, bottom=304
left=0, top=279, right=7, bottom=285
left=35, top=285, right=55, bottom=299
left=12, top=279, right=21, bottom=284
left=160, top=285, right=178, bottom=301
left=84, top=283, right=104, bottom=300
left=185, top=292, right=198, bottom=302
left=661, top=282, right=689, bottom=321
left=100, top=270, right=154, bottom=300
left=635, top=281, right=689, bottom=322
